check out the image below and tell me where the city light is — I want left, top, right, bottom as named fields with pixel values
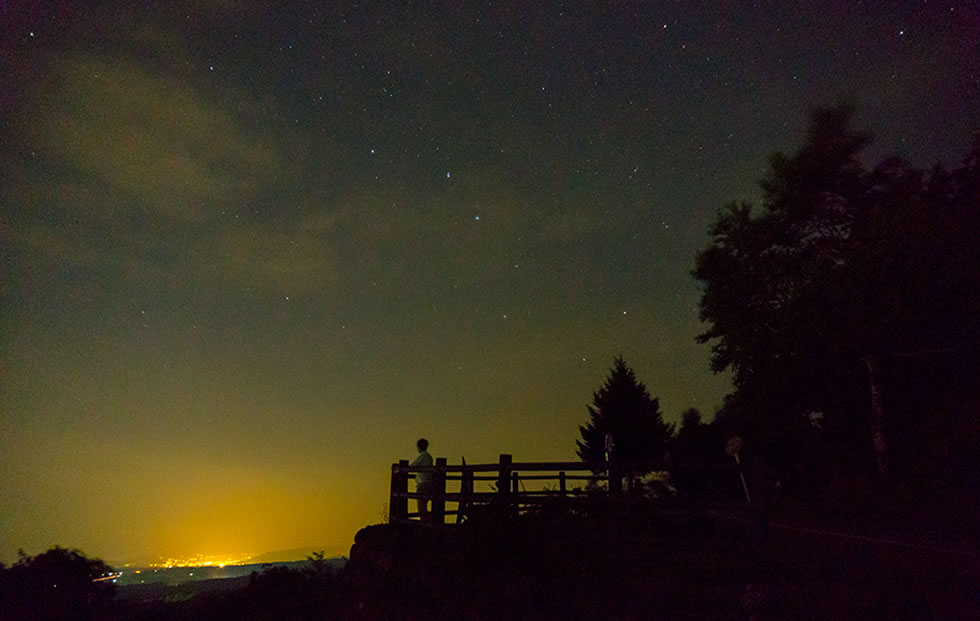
left=148, top=553, right=253, bottom=569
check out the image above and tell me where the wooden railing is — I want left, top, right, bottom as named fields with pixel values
left=389, top=453, right=748, bottom=525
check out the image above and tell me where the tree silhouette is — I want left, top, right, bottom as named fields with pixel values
left=694, top=105, right=980, bottom=478
left=668, top=408, right=729, bottom=497
left=577, top=356, right=673, bottom=484
left=672, top=408, right=721, bottom=465
left=0, top=546, right=116, bottom=621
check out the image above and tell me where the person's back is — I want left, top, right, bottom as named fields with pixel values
left=412, top=444, right=434, bottom=484
left=411, top=438, right=435, bottom=521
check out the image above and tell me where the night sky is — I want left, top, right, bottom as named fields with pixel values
left=2, top=1, right=978, bottom=563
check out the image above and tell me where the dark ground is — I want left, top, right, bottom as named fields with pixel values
left=100, top=495, right=979, bottom=620
left=340, top=504, right=978, bottom=620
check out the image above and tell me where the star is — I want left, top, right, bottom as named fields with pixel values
left=4, top=0, right=972, bottom=572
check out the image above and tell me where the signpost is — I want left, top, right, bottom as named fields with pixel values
left=725, top=436, right=751, bottom=503
left=604, top=433, right=622, bottom=493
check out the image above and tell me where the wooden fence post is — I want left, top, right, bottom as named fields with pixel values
left=459, top=465, right=473, bottom=524
left=390, top=460, right=408, bottom=522
left=433, top=457, right=447, bottom=525
left=497, top=454, right=513, bottom=513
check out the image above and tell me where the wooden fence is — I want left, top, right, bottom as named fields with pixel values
left=389, top=453, right=750, bottom=525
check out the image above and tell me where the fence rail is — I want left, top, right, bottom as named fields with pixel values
left=389, top=453, right=750, bottom=525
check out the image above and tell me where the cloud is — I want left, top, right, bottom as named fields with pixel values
left=7, top=45, right=339, bottom=297
left=26, top=55, right=282, bottom=221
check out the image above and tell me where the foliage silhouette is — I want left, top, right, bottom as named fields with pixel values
left=668, top=408, right=730, bottom=498
left=694, top=104, right=979, bottom=482
left=0, top=546, right=116, bottom=621
left=577, top=356, right=673, bottom=485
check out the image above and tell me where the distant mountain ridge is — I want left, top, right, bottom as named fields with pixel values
left=246, top=546, right=347, bottom=564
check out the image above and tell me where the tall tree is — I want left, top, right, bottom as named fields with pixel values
left=694, top=105, right=979, bottom=477
left=577, top=356, right=673, bottom=482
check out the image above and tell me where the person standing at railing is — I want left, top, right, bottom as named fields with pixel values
left=411, top=438, right=435, bottom=522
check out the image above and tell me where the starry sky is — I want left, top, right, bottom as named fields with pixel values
left=2, top=1, right=978, bottom=564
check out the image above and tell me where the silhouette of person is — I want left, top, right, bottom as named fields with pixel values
left=411, top=438, right=435, bottom=522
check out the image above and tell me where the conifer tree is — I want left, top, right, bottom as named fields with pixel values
left=577, top=356, right=673, bottom=482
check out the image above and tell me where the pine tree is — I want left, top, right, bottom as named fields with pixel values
left=576, top=356, right=673, bottom=482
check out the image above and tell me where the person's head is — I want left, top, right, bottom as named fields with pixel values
left=417, top=438, right=429, bottom=452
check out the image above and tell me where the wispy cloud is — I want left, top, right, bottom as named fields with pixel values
left=8, top=40, right=338, bottom=297
left=27, top=55, right=282, bottom=221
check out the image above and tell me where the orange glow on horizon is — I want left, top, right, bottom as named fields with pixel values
left=148, top=553, right=253, bottom=569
